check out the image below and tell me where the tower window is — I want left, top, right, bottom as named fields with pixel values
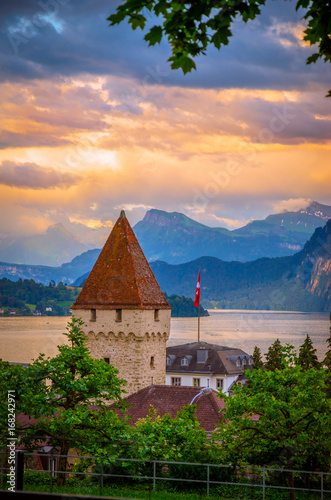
left=115, top=309, right=122, bottom=322
left=150, top=356, right=155, bottom=369
left=103, top=357, right=110, bottom=364
left=154, top=309, right=159, bottom=321
left=90, top=309, right=96, bottom=322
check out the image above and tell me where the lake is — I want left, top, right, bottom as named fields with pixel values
left=0, top=310, right=329, bottom=364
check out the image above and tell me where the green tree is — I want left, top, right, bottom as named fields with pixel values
left=131, top=405, right=219, bottom=463
left=218, top=346, right=331, bottom=500
left=264, top=338, right=284, bottom=371
left=0, top=318, right=129, bottom=486
left=252, top=345, right=263, bottom=369
left=297, top=334, right=321, bottom=370
left=324, top=312, right=331, bottom=397
left=107, top=0, right=331, bottom=94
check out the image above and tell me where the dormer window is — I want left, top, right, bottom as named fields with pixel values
left=166, top=355, right=171, bottom=366
left=243, top=356, right=248, bottom=366
left=236, top=357, right=242, bottom=367
left=154, top=309, right=159, bottom=321
left=115, top=309, right=122, bottom=322
left=90, top=309, right=96, bottom=322
left=181, top=356, right=188, bottom=366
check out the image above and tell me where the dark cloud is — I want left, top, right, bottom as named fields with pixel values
left=0, top=161, right=80, bottom=189
left=0, top=130, right=71, bottom=149
left=0, top=0, right=329, bottom=91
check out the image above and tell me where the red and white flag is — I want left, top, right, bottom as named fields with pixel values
left=194, top=270, right=201, bottom=307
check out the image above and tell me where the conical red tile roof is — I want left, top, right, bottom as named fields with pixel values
left=71, top=211, right=171, bottom=310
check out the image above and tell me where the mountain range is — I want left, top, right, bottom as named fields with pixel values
left=0, top=202, right=330, bottom=312
left=71, top=219, right=331, bottom=312
left=0, top=201, right=330, bottom=267
left=134, top=201, right=331, bottom=264
left=149, top=218, right=331, bottom=312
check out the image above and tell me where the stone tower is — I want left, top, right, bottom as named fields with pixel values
left=71, top=210, right=171, bottom=395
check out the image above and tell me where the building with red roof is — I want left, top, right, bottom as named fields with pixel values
left=71, top=210, right=171, bottom=395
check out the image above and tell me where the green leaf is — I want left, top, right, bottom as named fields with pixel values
left=306, top=53, right=320, bottom=64
left=129, top=14, right=146, bottom=30
left=169, top=54, right=196, bottom=73
left=144, top=25, right=163, bottom=45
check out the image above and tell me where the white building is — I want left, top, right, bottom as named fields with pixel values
left=165, top=341, right=252, bottom=395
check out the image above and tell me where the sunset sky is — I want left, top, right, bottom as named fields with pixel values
left=0, top=0, right=330, bottom=247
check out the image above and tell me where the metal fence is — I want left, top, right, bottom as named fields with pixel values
left=1, top=451, right=331, bottom=499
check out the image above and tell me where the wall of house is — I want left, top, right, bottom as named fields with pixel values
left=165, top=373, right=239, bottom=395
left=73, top=308, right=171, bottom=396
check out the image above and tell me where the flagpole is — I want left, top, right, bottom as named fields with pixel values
left=198, top=304, right=200, bottom=343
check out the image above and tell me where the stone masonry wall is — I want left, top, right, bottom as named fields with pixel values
left=72, top=308, right=171, bottom=396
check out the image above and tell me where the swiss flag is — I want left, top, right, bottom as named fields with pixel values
left=194, top=270, right=201, bottom=307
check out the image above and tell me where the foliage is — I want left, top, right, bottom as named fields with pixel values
left=218, top=346, right=331, bottom=499
left=164, top=293, right=209, bottom=317
left=0, top=318, right=129, bottom=486
left=252, top=346, right=263, bottom=369
left=107, top=0, right=331, bottom=93
left=264, top=338, right=284, bottom=371
left=297, top=334, right=321, bottom=370
left=323, top=312, right=331, bottom=397
left=131, top=405, right=219, bottom=463
left=0, top=277, right=79, bottom=315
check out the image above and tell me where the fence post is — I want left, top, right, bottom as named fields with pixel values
left=321, top=472, right=323, bottom=500
left=99, top=461, right=104, bottom=496
left=207, top=464, right=210, bottom=496
left=153, top=461, right=156, bottom=491
left=49, top=455, right=53, bottom=493
left=262, top=468, right=265, bottom=500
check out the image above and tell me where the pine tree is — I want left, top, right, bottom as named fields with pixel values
left=298, top=335, right=321, bottom=370
left=324, top=313, right=331, bottom=397
left=265, top=339, right=284, bottom=371
left=252, top=346, right=263, bottom=369
left=324, top=313, right=331, bottom=370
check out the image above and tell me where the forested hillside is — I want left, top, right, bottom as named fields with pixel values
left=0, top=278, right=80, bottom=316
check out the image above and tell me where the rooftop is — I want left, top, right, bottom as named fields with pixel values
left=166, top=341, right=251, bottom=375
left=72, top=210, right=171, bottom=310
left=110, top=384, right=226, bottom=432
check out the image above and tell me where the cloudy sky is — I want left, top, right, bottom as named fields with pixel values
left=0, top=0, right=330, bottom=245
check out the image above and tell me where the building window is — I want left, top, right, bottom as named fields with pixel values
left=154, top=309, right=159, bottom=321
left=217, top=378, right=223, bottom=389
left=236, top=357, right=241, bottom=367
left=197, top=349, right=208, bottom=363
left=171, top=377, right=181, bottom=386
left=115, top=309, right=122, bottom=322
left=193, top=378, right=200, bottom=387
left=181, top=356, right=188, bottom=366
left=90, top=309, right=96, bottom=322
left=150, top=356, right=155, bottom=369
left=103, top=357, right=110, bottom=364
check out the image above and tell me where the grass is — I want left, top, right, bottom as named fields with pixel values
left=19, top=481, right=330, bottom=500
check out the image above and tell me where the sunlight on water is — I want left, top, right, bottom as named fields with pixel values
left=0, top=310, right=329, bottom=363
